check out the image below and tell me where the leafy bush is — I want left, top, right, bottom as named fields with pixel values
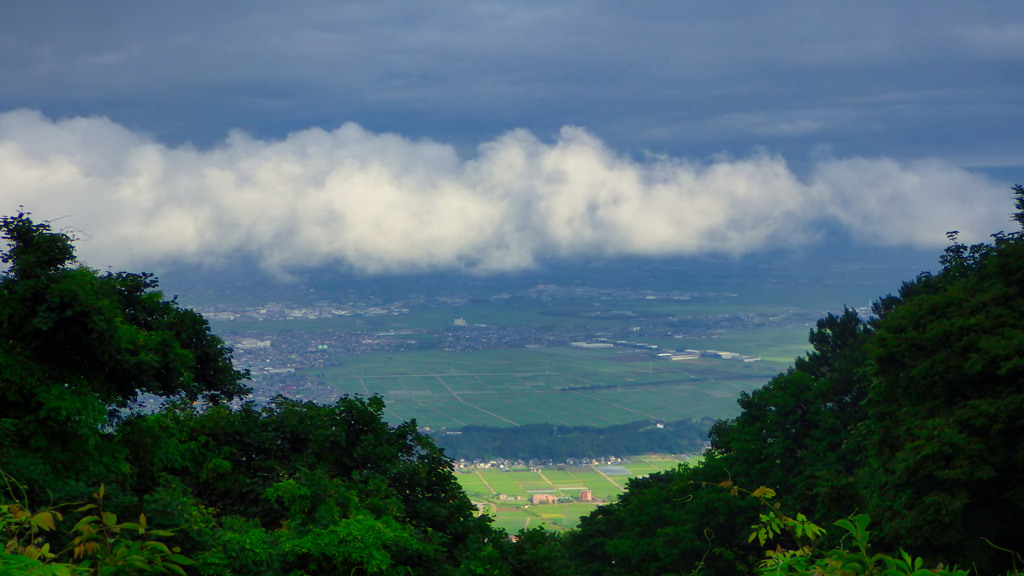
left=1, top=478, right=192, bottom=576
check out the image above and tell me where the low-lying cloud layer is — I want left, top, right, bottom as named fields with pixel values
left=0, top=110, right=1012, bottom=275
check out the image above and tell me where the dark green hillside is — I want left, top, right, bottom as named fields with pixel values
left=860, top=220, right=1024, bottom=565
left=0, top=213, right=503, bottom=575
left=568, top=185, right=1024, bottom=575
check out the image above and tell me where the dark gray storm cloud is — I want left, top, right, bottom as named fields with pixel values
left=2, top=1, right=1022, bottom=167
left=0, top=2, right=1020, bottom=274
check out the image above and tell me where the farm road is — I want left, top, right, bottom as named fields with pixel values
left=474, top=471, right=496, bottom=494
left=536, top=470, right=558, bottom=491
left=590, top=464, right=624, bottom=490
left=434, top=375, right=519, bottom=425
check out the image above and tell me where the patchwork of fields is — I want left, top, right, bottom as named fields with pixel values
left=198, top=270, right=888, bottom=530
left=212, top=281, right=826, bottom=430
left=456, top=456, right=690, bottom=532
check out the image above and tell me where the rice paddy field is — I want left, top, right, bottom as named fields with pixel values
left=457, top=456, right=693, bottom=531
left=310, top=344, right=798, bottom=430
left=212, top=278, right=834, bottom=430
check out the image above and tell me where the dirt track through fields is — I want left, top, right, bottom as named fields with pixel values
left=590, top=464, right=624, bottom=490
left=435, top=375, right=519, bottom=425
left=474, top=471, right=496, bottom=494
left=537, top=470, right=558, bottom=491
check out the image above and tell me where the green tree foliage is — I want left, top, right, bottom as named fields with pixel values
left=500, top=527, right=578, bottom=576
left=0, top=212, right=249, bottom=503
left=859, top=223, right=1024, bottom=569
left=570, top=184, right=1024, bottom=575
left=117, top=396, right=496, bottom=575
left=568, top=455, right=763, bottom=576
left=708, top=308, right=870, bottom=525
left=705, top=185, right=1024, bottom=572
left=719, top=483, right=969, bottom=576
left=0, top=212, right=508, bottom=575
left=0, top=213, right=249, bottom=411
left=1, top=475, right=194, bottom=576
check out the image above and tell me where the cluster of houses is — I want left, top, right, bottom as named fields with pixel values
left=457, top=456, right=623, bottom=470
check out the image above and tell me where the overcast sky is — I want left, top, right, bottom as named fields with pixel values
left=1, top=1, right=1021, bottom=275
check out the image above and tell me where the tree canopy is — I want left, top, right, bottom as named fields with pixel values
left=0, top=212, right=250, bottom=412
left=0, top=213, right=507, bottom=576
left=0, top=212, right=252, bottom=502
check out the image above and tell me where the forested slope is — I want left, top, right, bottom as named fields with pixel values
left=0, top=213, right=503, bottom=575
left=568, top=185, right=1024, bottom=575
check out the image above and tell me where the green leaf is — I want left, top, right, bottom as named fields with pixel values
left=30, top=511, right=57, bottom=531
left=834, top=517, right=855, bottom=533
left=854, top=514, right=870, bottom=533
left=73, top=515, right=100, bottom=530
left=101, top=511, right=117, bottom=528
left=167, top=554, right=195, bottom=565
left=144, top=541, right=171, bottom=555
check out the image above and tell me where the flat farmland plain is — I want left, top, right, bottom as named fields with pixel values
left=313, top=345, right=790, bottom=429
left=461, top=456, right=689, bottom=530
left=212, top=282, right=828, bottom=430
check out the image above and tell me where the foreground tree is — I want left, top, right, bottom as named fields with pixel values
left=568, top=455, right=763, bottom=576
left=116, top=396, right=500, bottom=576
left=0, top=212, right=250, bottom=500
left=859, top=223, right=1024, bottom=570
left=707, top=307, right=873, bottom=527
left=571, top=185, right=1024, bottom=574
left=0, top=212, right=249, bottom=410
left=0, top=212, right=506, bottom=575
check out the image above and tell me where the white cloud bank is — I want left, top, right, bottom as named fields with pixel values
left=0, top=110, right=1013, bottom=275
